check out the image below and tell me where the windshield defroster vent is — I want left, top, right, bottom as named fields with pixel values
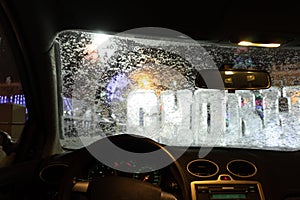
left=187, top=159, right=219, bottom=178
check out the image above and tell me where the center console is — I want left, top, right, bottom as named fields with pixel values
left=191, top=175, right=265, bottom=200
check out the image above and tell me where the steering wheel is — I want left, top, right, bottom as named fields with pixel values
left=58, top=134, right=189, bottom=200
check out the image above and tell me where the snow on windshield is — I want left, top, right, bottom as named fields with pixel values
left=57, top=30, right=300, bottom=151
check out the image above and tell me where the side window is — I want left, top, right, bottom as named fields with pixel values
left=0, top=19, right=26, bottom=167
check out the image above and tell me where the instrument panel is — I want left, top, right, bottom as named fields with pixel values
left=87, top=161, right=162, bottom=186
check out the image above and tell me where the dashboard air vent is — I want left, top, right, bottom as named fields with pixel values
left=227, top=159, right=257, bottom=178
left=39, top=163, right=69, bottom=184
left=187, top=159, right=219, bottom=178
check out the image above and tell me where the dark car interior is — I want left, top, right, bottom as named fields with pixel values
left=1, top=0, right=300, bottom=200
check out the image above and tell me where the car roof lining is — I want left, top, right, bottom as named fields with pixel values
left=4, top=0, right=300, bottom=54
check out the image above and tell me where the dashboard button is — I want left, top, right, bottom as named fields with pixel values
left=219, top=175, right=232, bottom=180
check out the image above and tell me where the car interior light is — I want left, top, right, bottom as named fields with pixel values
left=238, top=41, right=280, bottom=48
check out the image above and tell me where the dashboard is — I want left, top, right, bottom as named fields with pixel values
left=37, top=144, right=300, bottom=200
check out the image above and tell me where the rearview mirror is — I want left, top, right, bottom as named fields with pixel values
left=196, top=69, right=271, bottom=90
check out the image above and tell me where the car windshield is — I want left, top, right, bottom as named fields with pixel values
left=56, top=29, right=300, bottom=151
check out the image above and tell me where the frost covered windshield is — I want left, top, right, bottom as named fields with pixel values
left=57, top=29, right=300, bottom=151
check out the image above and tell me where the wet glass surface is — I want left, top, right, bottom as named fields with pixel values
left=57, top=30, right=300, bottom=151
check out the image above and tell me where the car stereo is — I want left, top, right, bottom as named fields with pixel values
left=191, top=175, right=265, bottom=200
